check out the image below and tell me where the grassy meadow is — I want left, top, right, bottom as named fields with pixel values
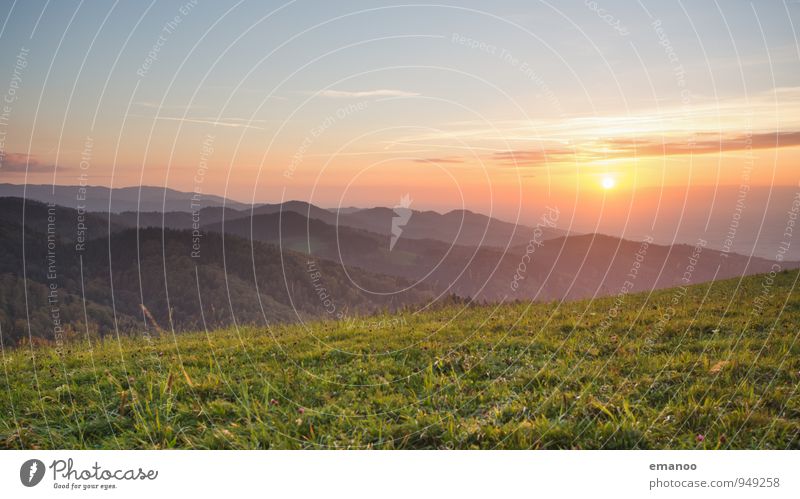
left=1, top=269, right=799, bottom=449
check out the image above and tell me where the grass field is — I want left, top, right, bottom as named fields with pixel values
left=2, top=269, right=799, bottom=449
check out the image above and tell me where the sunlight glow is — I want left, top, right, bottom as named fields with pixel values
left=601, top=176, right=616, bottom=190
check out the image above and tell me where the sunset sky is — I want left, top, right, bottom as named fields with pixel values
left=0, top=0, right=798, bottom=225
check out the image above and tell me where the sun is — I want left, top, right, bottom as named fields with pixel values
left=601, top=175, right=616, bottom=190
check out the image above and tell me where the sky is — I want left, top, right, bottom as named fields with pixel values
left=0, top=0, right=798, bottom=226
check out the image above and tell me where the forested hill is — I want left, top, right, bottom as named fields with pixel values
left=0, top=199, right=434, bottom=345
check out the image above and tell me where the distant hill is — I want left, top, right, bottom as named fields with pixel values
left=244, top=201, right=565, bottom=248
left=107, top=206, right=243, bottom=230
left=0, top=198, right=434, bottom=345
left=207, top=210, right=531, bottom=301
left=565, top=185, right=800, bottom=261
left=0, top=184, right=250, bottom=213
left=0, top=197, right=127, bottom=242
left=332, top=206, right=566, bottom=248
left=5, top=183, right=799, bottom=259
left=507, top=233, right=794, bottom=301
left=101, top=196, right=564, bottom=250
left=206, top=209, right=797, bottom=302
left=1, top=195, right=796, bottom=345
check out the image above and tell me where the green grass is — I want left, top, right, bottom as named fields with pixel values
left=1, top=269, right=799, bottom=449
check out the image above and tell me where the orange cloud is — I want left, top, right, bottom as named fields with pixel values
left=412, top=157, right=465, bottom=164
left=490, top=131, right=800, bottom=167
left=0, top=153, right=59, bottom=174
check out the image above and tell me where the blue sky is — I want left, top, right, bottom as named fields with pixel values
left=0, top=0, right=798, bottom=215
left=2, top=1, right=795, bottom=107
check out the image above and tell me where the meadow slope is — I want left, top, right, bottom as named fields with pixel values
left=1, top=269, right=799, bottom=449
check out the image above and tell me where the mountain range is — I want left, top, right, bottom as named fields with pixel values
left=0, top=183, right=250, bottom=213
left=1, top=184, right=797, bottom=345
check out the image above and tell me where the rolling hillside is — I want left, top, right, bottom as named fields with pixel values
left=206, top=211, right=795, bottom=301
left=1, top=269, right=798, bottom=449
left=0, top=198, right=435, bottom=345
left=1, top=196, right=796, bottom=345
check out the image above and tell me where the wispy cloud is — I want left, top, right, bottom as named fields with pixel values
left=491, top=148, right=576, bottom=166
left=202, top=86, right=288, bottom=100
left=604, top=131, right=800, bottom=156
left=0, top=152, right=59, bottom=173
left=491, top=131, right=800, bottom=167
left=136, top=101, right=205, bottom=111
left=130, top=115, right=268, bottom=130
left=316, top=89, right=419, bottom=99
left=412, top=156, right=464, bottom=164
left=383, top=87, right=800, bottom=168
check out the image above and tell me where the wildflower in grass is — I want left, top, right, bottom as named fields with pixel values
left=270, top=398, right=279, bottom=406
left=298, top=407, right=305, bottom=414
left=696, top=434, right=705, bottom=442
